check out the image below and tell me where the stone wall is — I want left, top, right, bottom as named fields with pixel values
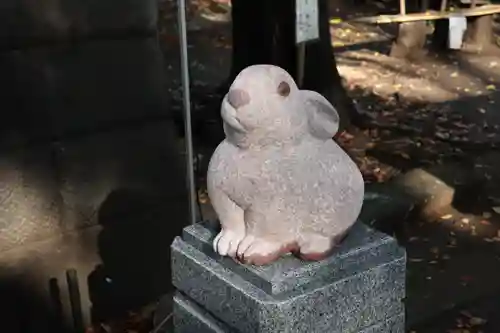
left=0, top=0, right=157, bottom=47
left=0, top=1, right=188, bottom=331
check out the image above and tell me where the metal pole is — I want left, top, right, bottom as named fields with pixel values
left=297, top=43, right=306, bottom=88
left=177, top=0, right=198, bottom=225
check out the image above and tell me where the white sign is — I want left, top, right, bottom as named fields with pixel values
left=448, top=15, right=467, bottom=50
left=296, top=0, right=320, bottom=44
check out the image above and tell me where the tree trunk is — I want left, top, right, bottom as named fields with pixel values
left=228, top=0, right=359, bottom=132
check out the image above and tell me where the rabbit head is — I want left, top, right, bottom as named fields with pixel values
left=221, top=65, right=340, bottom=148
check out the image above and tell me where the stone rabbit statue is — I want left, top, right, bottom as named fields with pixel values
left=207, top=65, right=364, bottom=266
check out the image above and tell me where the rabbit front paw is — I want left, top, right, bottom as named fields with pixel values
left=213, top=228, right=246, bottom=258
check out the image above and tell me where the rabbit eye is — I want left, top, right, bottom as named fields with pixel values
left=277, top=81, right=290, bottom=97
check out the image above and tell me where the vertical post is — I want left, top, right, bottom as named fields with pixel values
left=295, top=0, right=319, bottom=87
left=440, top=0, right=448, bottom=12
left=49, top=278, right=64, bottom=331
left=66, top=269, right=84, bottom=333
left=177, top=0, right=198, bottom=225
left=296, top=44, right=306, bottom=88
left=399, top=0, right=406, bottom=15
left=421, top=0, right=429, bottom=11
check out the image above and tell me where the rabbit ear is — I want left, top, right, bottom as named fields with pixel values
left=301, top=90, right=340, bottom=139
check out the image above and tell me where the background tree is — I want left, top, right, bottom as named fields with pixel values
left=226, top=0, right=361, bottom=133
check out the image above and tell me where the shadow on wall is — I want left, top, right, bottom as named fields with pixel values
left=0, top=40, right=189, bottom=327
left=0, top=127, right=189, bottom=332
left=88, top=187, right=188, bottom=324
left=0, top=0, right=189, bottom=330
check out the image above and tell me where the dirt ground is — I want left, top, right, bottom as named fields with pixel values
left=89, top=0, right=500, bottom=332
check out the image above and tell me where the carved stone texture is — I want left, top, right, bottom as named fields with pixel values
left=171, top=221, right=406, bottom=333
left=207, top=65, right=364, bottom=266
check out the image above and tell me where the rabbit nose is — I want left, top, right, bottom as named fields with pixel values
left=227, top=89, right=250, bottom=109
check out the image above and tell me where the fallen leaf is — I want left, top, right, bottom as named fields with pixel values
left=492, top=206, right=500, bottom=214
left=441, top=214, right=453, bottom=220
left=486, top=84, right=496, bottom=90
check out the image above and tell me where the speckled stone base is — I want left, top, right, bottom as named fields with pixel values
left=173, top=292, right=405, bottom=333
left=171, top=220, right=406, bottom=333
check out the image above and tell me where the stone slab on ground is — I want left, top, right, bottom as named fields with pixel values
left=171, top=221, right=406, bottom=333
left=361, top=184, right=416, bottom=234
left=392, top=167, right=459, bottom=218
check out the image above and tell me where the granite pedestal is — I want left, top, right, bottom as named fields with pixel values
left=171, top=220, right=406, bottom=333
